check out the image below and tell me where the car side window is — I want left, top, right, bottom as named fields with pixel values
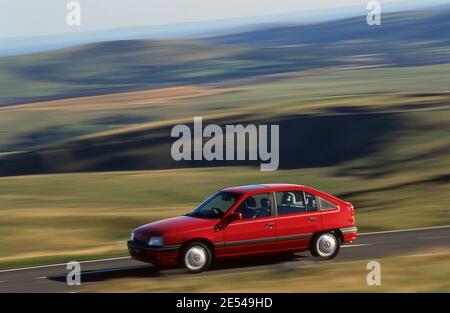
left=234, top=193, right=272, bottom=220
left=275, top=191, right=306, bottom=215
left=304, top=192, right=318, bottom=212
left=319, top=197, right=337, bottom=211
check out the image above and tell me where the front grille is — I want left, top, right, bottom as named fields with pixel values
left=133, top=237, right=148, bottom=245
left=128, top=240, right=149, bottom=250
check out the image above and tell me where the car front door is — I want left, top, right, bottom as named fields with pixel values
left=223, top=192, right=276, bottom=255
left=273, top=190, right=322, bottom=251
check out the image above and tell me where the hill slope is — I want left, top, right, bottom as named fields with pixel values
left=1, top=9, right=450, bottom=105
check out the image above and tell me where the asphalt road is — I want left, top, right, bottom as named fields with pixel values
left=0, top=225, right=449, bottom=293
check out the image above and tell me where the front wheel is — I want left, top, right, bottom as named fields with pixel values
left=181, top=242, right=212, bottom=273
left=311, top=232, right=340, bottom=259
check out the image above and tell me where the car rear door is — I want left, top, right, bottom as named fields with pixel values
left=223, top=192, right=276, bottom=255
left=273, top=190, right=322, bottom=251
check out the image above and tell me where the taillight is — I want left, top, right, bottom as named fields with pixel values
left=349, top=203, right=355, bottom=223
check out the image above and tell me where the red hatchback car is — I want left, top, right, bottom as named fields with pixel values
left=127, top=184, right=357, bottom=272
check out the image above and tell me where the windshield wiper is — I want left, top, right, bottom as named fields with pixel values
left=185, top=211, right=207, bottom=218
left=186, top=211, right=221, bottom=219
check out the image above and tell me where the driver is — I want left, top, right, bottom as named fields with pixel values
left=236, top=196, right=257, bottom=219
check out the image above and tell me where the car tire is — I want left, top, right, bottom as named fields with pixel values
left=310, top=232, right=340, bottom=260
left=181, top=242, right=212, bottom=273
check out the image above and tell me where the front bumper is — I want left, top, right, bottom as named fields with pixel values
left=127, top=240, right=180, bottom=265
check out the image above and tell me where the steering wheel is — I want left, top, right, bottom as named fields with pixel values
left=251, top=208, right=262, bottom=218
left=211, top=208, right=221, bottom=216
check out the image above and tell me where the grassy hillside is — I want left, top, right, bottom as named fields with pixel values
left=1, top=64, right=449, bottom=176
left=1, top=63, right=450, bottom=160
left=1, top=9, right=450, bottom=105
left=0, top=40, right=247, bottom=105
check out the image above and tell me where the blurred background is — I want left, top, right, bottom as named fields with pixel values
left=0, top=0, right=449, bottom=291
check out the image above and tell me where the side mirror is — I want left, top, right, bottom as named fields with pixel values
left=230, top=212, right=243, bottom=221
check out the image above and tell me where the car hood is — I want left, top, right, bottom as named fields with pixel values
left=133, top=215, right=217, bottom=238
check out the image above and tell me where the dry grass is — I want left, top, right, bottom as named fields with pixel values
left=0, top=86, right=233, bottom=111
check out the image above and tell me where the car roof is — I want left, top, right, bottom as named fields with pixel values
left=221, top=184, right=346, bottom=204
left=222, top=183, right=305, bottom=194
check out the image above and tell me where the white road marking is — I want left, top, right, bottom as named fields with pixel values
left=341, top=244, right=372, bottom=248
left=405, top=251, right=447, bottom=258
left=359, top=224, right=450, bottom=236
left=416, top=236, right=448, bottom=240
left=0, top=256, right=131, bottom=273
left=1, top=224, right=449, bottom=274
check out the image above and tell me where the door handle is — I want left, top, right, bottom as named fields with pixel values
left=265, top=223, right=274, bottom=228
left=308, top=217, right=317, bottom=222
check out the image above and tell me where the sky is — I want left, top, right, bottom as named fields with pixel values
left=1, top=0, right=448, bottom=39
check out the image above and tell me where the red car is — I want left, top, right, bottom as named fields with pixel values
left=127, top=184, right=357, bottom=272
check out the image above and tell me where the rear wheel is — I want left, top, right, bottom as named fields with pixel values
left=311, top=232, right=340, bottom=259
left=181, top=242, right=212, bottom=273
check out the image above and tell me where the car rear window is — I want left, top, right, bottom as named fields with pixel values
left=319, top=197, right=337, bottom=211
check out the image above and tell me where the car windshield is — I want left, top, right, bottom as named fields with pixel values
left=187, top=191, right=241, bottom=218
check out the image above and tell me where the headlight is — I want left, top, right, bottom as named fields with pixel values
left=148, top=236, right=164, bottom=246
left=130, top=232, right=135, bottom=241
